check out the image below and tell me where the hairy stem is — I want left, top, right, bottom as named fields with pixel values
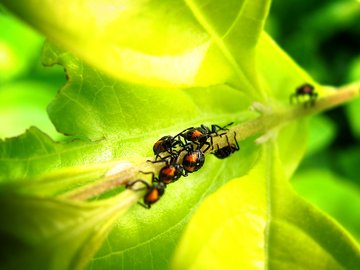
left=232, top=82, right=360, bottom=142
left=65, top=82, right=360, bottom=201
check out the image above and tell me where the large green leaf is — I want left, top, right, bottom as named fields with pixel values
left=172, top=143, right=360, bottom=270
left=42, top=43, right=251, bottom=142
left=292, top=169, right=360, bottom=242
left=0, top=187, right=140, bottom=270
left=306, top=115, right=337, bottom=155
left=1, top=0, right=269, bottom=93
left=0, top=127, right=109, bottom=182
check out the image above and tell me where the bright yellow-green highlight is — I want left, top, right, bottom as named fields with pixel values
left=0, top=42, right=22, bottom=80
left=172, top=149, right=267, bottom=270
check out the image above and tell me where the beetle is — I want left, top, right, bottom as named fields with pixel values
left=158, top=163, right=186, bottom=184
left=181, top=144, right=205, bottom=173
left=152, top=135, right=184, bottom=159
left=290, top=83, right=318, bottom=106
left=147, top=152, right=187, bottom=184
left=126, top=178, right=166, bottom=209
left=212, top=132, right=240, bottom=159
left=177, top=122, right=233, bottom=153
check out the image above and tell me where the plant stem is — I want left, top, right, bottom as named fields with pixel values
left=232, top=82, right=360, bottom=142
left=65, top=82, right=360, bottom=201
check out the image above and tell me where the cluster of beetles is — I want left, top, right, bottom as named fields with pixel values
left=125, top=83, right=317, bottom=209
left=126, top=122, right=239, bottom=208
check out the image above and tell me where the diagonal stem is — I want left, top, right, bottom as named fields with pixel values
left=232, top=82, right=360, bottom=142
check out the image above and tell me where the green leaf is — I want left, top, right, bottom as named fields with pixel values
left=0, top=188, right=140, bottom=270
left=172, top=143, right=360, bottom=270
left=0, top=126, right=263, bottom=270
left=42, top=43, right=251, bottom=142
left=276, top=119, right=308, bottom=179
left=0, top=39, right=261, bottom=270
left=88, top=140, right=261, bottom=270
left=0, top=42, right=272, bottom=269
left=1, top=0, right=269, bottom=92
left=172, top=145, right=267, bottom=270
left=0, top=127, right=106, bottom=181
left=306, top=115, right=336, bottom=155
left=292, top=169, right=360, bottom=242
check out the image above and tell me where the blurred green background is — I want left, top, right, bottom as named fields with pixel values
left=268, top=0, right=360, bottom=242
left=0, top=7, right=65, bottom=140
left=0, top=0, right=359, bottom=242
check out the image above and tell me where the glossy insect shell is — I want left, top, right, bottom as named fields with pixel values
left=296, top=83, right=314, bottom=95
left=182, top=150, right=205, bottom=172
left=153, top=136, right=173, bottom=155
left=213, top=146, right=235, bottom=159
left=212, top=133, right=240, bottom=159
left=159, top=164, right=183, bottom=184
left=144, top=183, right=165, bottom=206
left=182, top=127, right=209, bottom=142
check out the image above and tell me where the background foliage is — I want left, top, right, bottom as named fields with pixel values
left=267, top=0, right=360, bottom=242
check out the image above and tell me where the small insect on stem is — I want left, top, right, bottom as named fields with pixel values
left=148, top=152, right=188, bottom=184
left=181, top=143, right=206, bottom=173
left=176, top=122, right=233, bottom=153
left=140, top=122, right=235, bottom=209
left=290, top=83, right=318, bottom=107
left=126, top=172, right=166, bottom=209
left=212, top=132, right=240, bottom=159
left=153, top=136, right=184, bottom=160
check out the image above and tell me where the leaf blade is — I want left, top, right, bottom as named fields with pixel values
left=171, top=143, right=360, bottom=269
